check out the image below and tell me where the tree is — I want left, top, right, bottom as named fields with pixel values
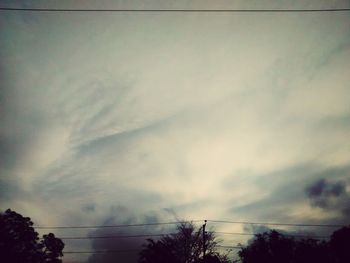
left=329, top=225, right=350, bottom=263
left=238, top=230, right=295, bottom=263
left=238, top=226, right=350, bottom=263
left=138, top=222, right=229, bottom=263
left=0, top=209, right=64, bottom=263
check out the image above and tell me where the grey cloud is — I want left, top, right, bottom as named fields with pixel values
left=87, top=206, right=176, bottom=263
left=306, top=179, right=346, bottom=199
left=328, top=182, right=346, bottom=196
left=306, top=179, right=326, bottom=197
left=305, top=178, right=349, bottom=214
left=229, top=163, right=350, bottom=224
left=1, top=5, right=350, bottom=262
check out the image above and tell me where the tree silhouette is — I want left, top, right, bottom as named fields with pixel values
left=138, top=222, right=229, bottom=263
left=238, top=230, right=295, bottom=263
left=238, top=226, right=350, bottom=263
left=329, top=226, right=350, bottom=263
left=0, top=209, right=64, bottom=263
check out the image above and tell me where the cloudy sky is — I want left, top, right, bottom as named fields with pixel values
left=1, top=0, right=350, bottom=262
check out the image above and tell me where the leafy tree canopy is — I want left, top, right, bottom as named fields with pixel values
left=0, top=209, right=64, bottom=263
left=238, top=226, right=350, bottom=263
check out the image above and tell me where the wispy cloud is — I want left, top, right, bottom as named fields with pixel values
left=1, top=1, right=350, bottom=261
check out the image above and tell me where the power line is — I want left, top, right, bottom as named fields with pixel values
left=57, top=231, right=328, bottom=240
left=35, top=220, right=203, bottom=229
left=64, top=248, right=241, bottom=256
left=64, top=249, right=140, bottom=254
left=34, top=219, right=346, bottom=229
left=1, top=7, right=350, bottom=12
left=207, top=220, right=346, bottom=228
left=214, top=231, right=329, bottom=239
left=60, top=233, right=173, bottom=240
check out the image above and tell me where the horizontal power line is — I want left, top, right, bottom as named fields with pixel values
left=64, top=249, right=140, bottom=254
left=214, top=231, right=329, bottom=239
left=60, top=233, right=173, bottom=240
left=64, top=247, right=241, bottom=254
left=1, top=7, right=350, bottom=12
left=207, top=220, right=346, bottom=228
left=35, top=220, right=203, bottom=229
left=58, top=231, right=329, bottom=240
left=35, top=219, right=346, bottom=229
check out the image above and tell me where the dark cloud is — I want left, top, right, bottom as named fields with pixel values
left=306, top=179, right=326, bottom=197
left=305, top=178, right=348, bottom=209
left=87, top=206, right=176, bottom=263
left=229, top=163, right=350, bottom=227
left=305, top=178, right=350, bottom=220
left=328, top=181, right=346, bottom=196
left=306, top=179, right=346, bottom=199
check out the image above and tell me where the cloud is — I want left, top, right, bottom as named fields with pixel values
left=1, top=3, right=350, bottom=262
left=86, top=206, right=177, bottom=263
left=229, top=163, right=350, bottom=225
left=306, top=179, right=346, bottom=199
left=305, top=178, right=350, bottom=216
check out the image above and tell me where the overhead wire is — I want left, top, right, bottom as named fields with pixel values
left=57, top=231, right=329, bottom=240
left=64, top=249, right=139, bottom=254
left=35, top=219, right=346, bottom=229
left=213, top=231, right=329, bottom=239
left=207, top=219, right=345, bottom=228
left=64, top=246, right=242, bottom=254
left=59, top=233, right=174, bottom=240
left=35, top=220, right=203, bottom=229
left=0, top=7, right=350, bottom=12
left=38, top=219, right=341, bottom=257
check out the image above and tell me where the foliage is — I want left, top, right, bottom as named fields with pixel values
left=329, top=226, right=350, bottom=263
left=238, top=226, right=350, bottom=263
left=138, top=222, right=229, bottom=263
left=0, top=209, right=64, bottom=263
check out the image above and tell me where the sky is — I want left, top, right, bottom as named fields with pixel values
left=1, top=0, right=350, bottom=262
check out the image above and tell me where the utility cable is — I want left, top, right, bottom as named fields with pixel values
left=1, top=7, right=350, bottom=12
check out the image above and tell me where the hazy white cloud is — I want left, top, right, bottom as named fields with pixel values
left=1, top=1, right=350, bottom=261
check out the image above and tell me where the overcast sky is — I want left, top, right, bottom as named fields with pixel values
left=1, top=0, right=350, bottom=262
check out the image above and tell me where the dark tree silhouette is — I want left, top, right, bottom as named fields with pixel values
left=238, top=230, right=295, bottom=263
left=0, top=209, right=64, bottom=263
left=138, top=222, right=229, bottom=263
left=293, top=238, right=330, bottom=263
left=238, top=226, right=350, bottom=263
left=329, top=226, right=350, bottom=263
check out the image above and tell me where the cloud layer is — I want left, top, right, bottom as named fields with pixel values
left=1, top=0, right=350, bottom=262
